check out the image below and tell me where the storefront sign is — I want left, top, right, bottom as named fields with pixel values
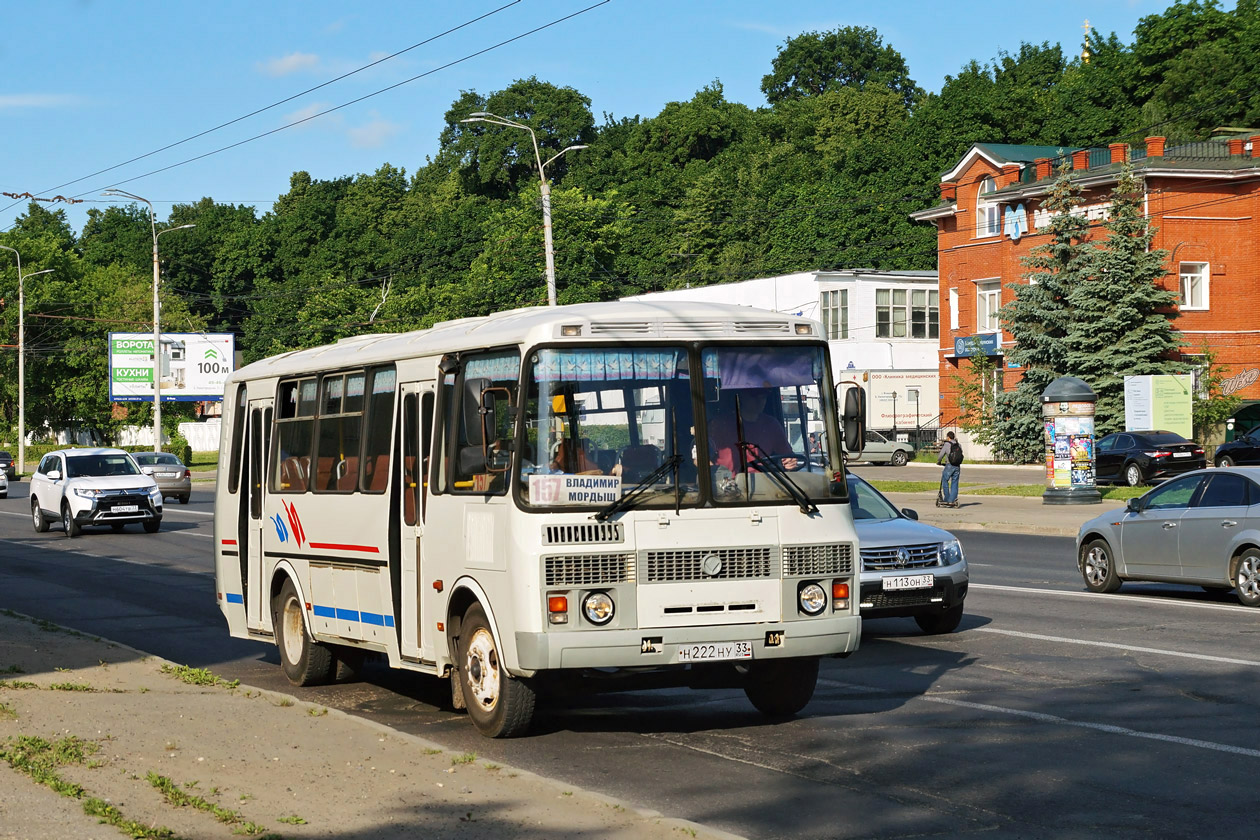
left=953, top=333, right=999, bottom=358
left=1221, top=368, right=1260, bottom=396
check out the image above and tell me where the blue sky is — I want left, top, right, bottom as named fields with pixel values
left=1, top=0, right=1184, bottom=235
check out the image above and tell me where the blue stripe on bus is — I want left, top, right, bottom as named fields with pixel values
left=311, top=605, right=394, bottom=628
left=225, top=593, right=244, bottom=604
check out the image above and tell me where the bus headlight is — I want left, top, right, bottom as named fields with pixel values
left=582, top=592, right=615, bottom=625
left=798, top=583, right=827, bottom=616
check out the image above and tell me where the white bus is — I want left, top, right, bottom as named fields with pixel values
left=214, top=301, right=866, bottom=737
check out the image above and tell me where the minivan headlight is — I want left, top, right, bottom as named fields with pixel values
left=940, top=539, right=964, bottom=567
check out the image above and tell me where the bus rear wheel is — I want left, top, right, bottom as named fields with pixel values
left=272, top=579, right=335, bottom=686
left=457, top=604, right=535, bottom=738
left=744, top=657, right=819, bottom=718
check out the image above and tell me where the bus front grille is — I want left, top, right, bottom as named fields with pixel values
left=544, top=553, right=636, bottom=586
left=783, top=543, right=853, bottom=577
left=543, top=522, right=624, bottom=546
left=643, top=547, right=774, bottom=582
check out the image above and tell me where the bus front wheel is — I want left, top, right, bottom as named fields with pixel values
left=457, top=604, right=535, bottom=738
left=272, top=579, right=335, bottom=686
left=744, top=657, right=819, bottom=718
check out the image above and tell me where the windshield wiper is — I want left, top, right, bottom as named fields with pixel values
left=592, top=454, right=682, bottom=522
left=745, top=442, right=818, bottom=516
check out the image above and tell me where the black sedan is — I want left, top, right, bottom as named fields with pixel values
left=1095, top=430, right=1205, bottom=486
left=1213, top=426, right=1260, bottom=467
left=0, top=450, right=13, bottom=480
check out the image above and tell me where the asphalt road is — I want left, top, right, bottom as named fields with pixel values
left=2, top=481, right=1259, bottom=839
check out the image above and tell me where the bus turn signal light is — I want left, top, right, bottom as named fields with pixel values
left=832, top=581, right=850, bottom=611
left=548, top=595, right=569, bottom=625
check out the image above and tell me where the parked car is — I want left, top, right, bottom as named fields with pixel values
left=29, top=448, right=162, bottom=537
left=1094, top=430, right=1205, bottom=486
left=1077, top=466, right=1260, bottom=606
left=848, top=473, right=967, bottom=633
left=132, top=452, right=192, bottom=504
left=0, top=450, right=14, bottom=480
left=847, top=430, right=915, bottom=466
left=1212, top=426, right=1260, bottom=467
left=0, top=469, right=7, bottom=499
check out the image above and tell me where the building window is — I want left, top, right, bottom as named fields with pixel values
left=911, top=290, right=939, bottom=339
left=976, top=176, right=1000, bottom=238
left=949, top=288, right=959, bottom=332
left=875, top=289, right=908, bottom=338
left=1179, top=262, right=1209, bottom=310
left=820, top=289, right=848, bottom=339
left=976, top=280, right=1001, bottom=333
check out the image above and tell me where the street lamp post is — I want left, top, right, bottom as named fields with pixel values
left=459, top=111, right=587, bottom=307
left=0, top=244, right=52, bottom=477
left=101, top=189, right=194, bottom=451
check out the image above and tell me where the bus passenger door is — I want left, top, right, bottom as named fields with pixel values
left=398, top=384, right=434, bottom=659
left=246, top=399, right=273, bottom=630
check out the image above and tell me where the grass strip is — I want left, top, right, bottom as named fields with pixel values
left=148, top=772, right=269, bottom=833
left=159, top=663, right=240, bottom=689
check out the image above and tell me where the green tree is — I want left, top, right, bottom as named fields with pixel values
left=993, top=168, right=1092, bottom=461
left=1191, top=345, right=1242, bottom=443
left=761, top=27, right=922, bottom=108
left=1063, top=165, right=1183, bottom=435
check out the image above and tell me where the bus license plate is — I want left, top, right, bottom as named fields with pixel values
left=883, top=574, right=934, bottom=591
left=112, top=505, right=139, bottom=513
left=676, top=641, right=752, bottom=663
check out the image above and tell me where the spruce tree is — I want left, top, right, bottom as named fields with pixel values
left=992, top=167, right=1092, bottom=461
left=1063, top=164, right=1182, bottom=435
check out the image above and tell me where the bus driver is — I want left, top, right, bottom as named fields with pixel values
left=708, top=388, right=798, bottom=473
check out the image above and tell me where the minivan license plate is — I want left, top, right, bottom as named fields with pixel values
left=676, top=641, right=752, bottom=663
left=883, top=574, right=934, bottom=591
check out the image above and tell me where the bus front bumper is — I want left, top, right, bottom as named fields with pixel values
left=513, top=615, right=860, bottom=672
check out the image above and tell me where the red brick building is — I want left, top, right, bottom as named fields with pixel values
left=911, top=134, right=1260, bottom=451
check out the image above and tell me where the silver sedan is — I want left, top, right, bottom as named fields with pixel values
left=1076, top=467, right=1260, bottom=606
left=132, top=452, right=192, bottom=504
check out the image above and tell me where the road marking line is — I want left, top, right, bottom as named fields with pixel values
left=818, top=680, right=1260, bottom=759
left=974, top=627, right=1260, bottom=667
left=971, top=582, right=1257, bottom=614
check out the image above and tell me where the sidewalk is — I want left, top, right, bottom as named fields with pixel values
left=0, top=612, right=736, bottom=840
left=881, top=488, right=1123, bottom=538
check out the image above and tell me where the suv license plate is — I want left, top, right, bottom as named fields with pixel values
left=112, top=505, right=139, bottom=513
left=883, top=574, right=934, bottom=591
left=676, top=641, right=753, bottom=663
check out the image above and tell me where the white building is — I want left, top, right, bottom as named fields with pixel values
left=623, top=270, right=941, bottom=436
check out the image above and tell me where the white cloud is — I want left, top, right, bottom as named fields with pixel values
left=348, top=117, right=403, bottom=149
left=260, top=52, right=320, bottom=77
left=0, top=94, right=81, bottom=109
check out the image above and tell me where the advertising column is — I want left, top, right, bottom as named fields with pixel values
left=1042, top=376, right=1102, bottom=505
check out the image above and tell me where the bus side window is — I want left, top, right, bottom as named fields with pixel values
left=360, top=367, right=396, bottom=494
left=445, top=351, right=519, bottom=494
left=420, top=391, right=434, bottom=519
left=402, top=393, right=418, bottom=526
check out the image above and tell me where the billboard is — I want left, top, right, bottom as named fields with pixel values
left=109, top=333, right=235, bottom=402
left=1123, top=374, right=1193, bottom=439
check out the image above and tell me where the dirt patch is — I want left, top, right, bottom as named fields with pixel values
left=0, top=611, right=735, bottom=839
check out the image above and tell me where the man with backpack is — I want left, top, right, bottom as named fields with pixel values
left=937, top=431, right=963, bottom=507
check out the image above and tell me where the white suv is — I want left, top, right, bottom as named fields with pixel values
left=30, top=448, right=163, bottom=537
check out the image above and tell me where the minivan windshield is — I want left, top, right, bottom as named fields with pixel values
left=65, top=454, right=141, bottom=478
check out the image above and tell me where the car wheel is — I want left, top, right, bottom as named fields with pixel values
left=143, top=518, right=161, bottom=534
left=62, top=504, right=81, bottom=538
left=179, top=495, right=190, bottom=505
left=1124, top=463, right=1144, bottom=487
left=890, top=450, right=909, bottom=467
left=1217, top=455, right=1235, bottom=468
left=31, top=500, right=49, bottom=533
left=1081, top=537, right=1122, bottom=593
left=914, top=603, right=964, bottom=634
left=458, top=603, right=536, bottom=738
left=744, top=657, right=819, bottom=717
left=110, top=523, right=125, bottom=533
left=272, top=578, right=335, bottom=686
left=1233, top=549, right=1260, bottom=607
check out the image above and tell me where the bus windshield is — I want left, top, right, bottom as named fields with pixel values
left=518, top=344, right=844, bottom=510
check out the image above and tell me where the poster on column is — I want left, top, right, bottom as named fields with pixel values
left=109, top=333, right=235, bottom=402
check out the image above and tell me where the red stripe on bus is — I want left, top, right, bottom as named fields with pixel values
left=222, top=539, right=237, bottom=546
left=308, top=543, right=380, bottom=554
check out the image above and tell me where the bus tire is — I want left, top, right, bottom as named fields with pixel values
left=457, top=604, right=535, bottom=738
left=273, top=579, right=335, bottom=687
left=744, top=657, right=819, bottom=718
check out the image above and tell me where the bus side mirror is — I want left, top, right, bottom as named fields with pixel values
left=840, top=386, right=866, bottom=457
left=463, top=378, right=491, bottom=447
left=480, top=386, right=513, bottom=473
